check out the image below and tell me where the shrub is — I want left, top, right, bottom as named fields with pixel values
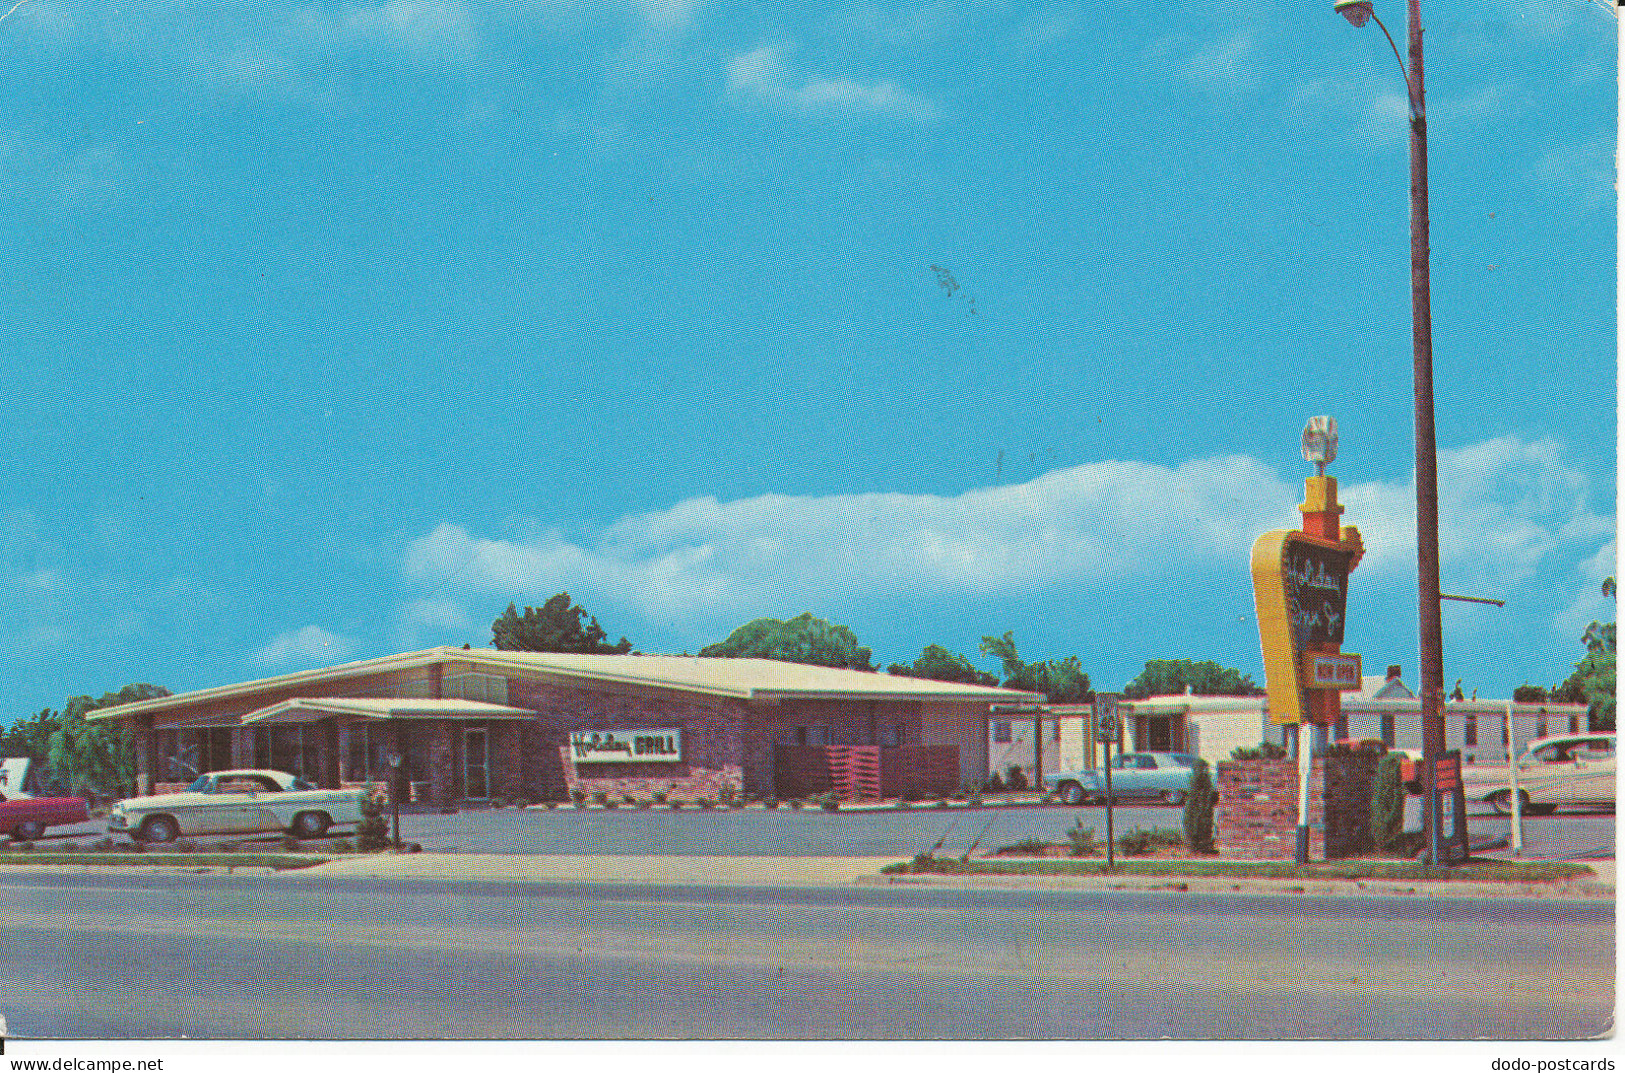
left=16, top=841, right=35, bottom=852
left=1115, top=828, right=1152, bottom=856
left=1230, top=741, right=1289, bottom=761
left=936, top=798, right=949, bottom=809
left=1064, top=820, right=1096, bottom=857
left=985, top=772, right=1005, bottom=793
left=966, top=791, right=983, bottom=807
left=652, top=790, right=668, bottom=804
left=331, top=838, right=355, bottom=854
left=355, top=793, right=391, bottom=851
left=280, top=834, right=301, bottom=852
left=1372, top=753, right=1408, bottom=854
left=570, top=788, right=586, bottom=805
left=697, top=798, right=716, bottom=810
left=816, top=792, right=841, bottom=812
left=1002, top=837, right=1049, bottom=855
left=1146, top=826, right=1184, bottom=847
left=718, top=784, right=738, bottom=807
left=1004, top=766, right=1028, bottom=792
left=174, top=839, right=198, bottom=854
left=91, top=837, right=116, bottom=853
left=1182, top=759, right=1217, bottom=853
left=61, top=842, right=81, bottom=854
left=590, top=790, right=608, bottom=807
left=789, top=799, right=804, bottom=810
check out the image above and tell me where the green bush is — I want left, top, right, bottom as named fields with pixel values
left=651, top=790, right=668, bottom=804
left=1115, top=829, right=1152, bottom=856
left=1371, top=753, right=1408, bottom=853
left=816, top=792, right=841, bottom=812
left=355, top=792, right=391, bottom=851
left=1004, top=766, right=1028, bottom=792
left=1230, top=741, right=1289, bottom=761
left=1182, top=759, right=1217, bottom=853
left=1065, top=819, right=1096, bottom=857
left=1001, top=837, right=1049, bottom=855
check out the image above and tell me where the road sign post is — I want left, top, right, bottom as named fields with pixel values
left=1096, top=693, right=1121, bottom=871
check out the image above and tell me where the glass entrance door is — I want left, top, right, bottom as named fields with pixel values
left=464, top=727, right=489, bottom=800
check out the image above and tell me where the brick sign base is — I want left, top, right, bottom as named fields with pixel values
left=1215, top=750, right=1383, bottom=860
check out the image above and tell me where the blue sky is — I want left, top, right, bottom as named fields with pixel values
left=0, top=0, right=1613, bottom=716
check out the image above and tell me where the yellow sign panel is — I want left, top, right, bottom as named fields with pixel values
left=1303, top=652, right=1362, bottom=691
left=1252, top=525, right=1364, bottom=725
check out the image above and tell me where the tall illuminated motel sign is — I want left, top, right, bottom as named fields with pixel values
left=1251, top=418, right=1365, bottom=860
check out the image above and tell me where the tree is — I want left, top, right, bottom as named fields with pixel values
left=491, top=594, right=632, bottom=654
left=1, top=683, right=171, bottom=798
left=1122, top=659, right=1264, bottom=700
left=1553, top=577, right=1616, bottom=732
left=977, top=632, right=1090, bottom=703
left=887, top=644, right=998, bottom=686
left=701, top=613, right=874, bottom=671
left=1512, top=683, right=1549, bottom=704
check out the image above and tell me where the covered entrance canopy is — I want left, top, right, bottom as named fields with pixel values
left=241, top=697, right=537, bottom=724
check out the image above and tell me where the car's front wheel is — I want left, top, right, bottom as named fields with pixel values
left=291, top=811, right=330, bottom=839
left=1058, top=781, right=1086, bottom=806
left=12, top=820, right=44, bottom=841
left=138, top=815, right=179, bottom=844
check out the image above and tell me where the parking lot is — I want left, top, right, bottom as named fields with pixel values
left=25, top=799, right=1615, bottom=860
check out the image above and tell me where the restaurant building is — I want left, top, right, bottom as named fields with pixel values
left=88, top=647, right=1041, bottom=803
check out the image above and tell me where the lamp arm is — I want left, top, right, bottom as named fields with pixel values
left=1368, top=12, right=1421, bottom=120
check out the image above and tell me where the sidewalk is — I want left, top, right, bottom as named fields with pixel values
left=299, top=852, right=1616, bottom=900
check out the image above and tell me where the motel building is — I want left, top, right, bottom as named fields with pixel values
left=987, top=664, right=1589, bottom=785
left=88, top=647, right=1043, bottom=804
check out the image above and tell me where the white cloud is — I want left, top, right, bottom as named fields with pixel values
left=254, top=625, right=358, bottom=667
left=402, top=437, right=1610, bottom=631
left=726, top=44, right=938, bottom=121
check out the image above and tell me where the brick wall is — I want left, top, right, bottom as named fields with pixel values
left=507, top=679, right=750, bottom=801
left=1215, top=750, right=1380, bottom=859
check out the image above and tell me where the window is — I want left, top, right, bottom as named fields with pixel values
left=1464, top=714, right=1477, bottom=747
left=805, top=726, right=829, bottom=747
left=444, top=673, right=508, bottom=705
left=255, top=725, right=315, bottom=782
left=346, top=724, right=393, bottom=783
left=157, top=727, right=234, bottom=780
left=878, top=724, right=900, bottom=747
left=1380, top=714, right=1394, bottom=748
left=993, top=721, right=1012, bottom=744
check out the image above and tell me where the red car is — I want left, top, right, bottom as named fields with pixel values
left=0, top=758, right=90, bottom=841
left=0, top=790, right=90, bottom=841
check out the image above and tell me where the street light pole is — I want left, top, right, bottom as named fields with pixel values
left=1335, top=0, right=1446, bottom=760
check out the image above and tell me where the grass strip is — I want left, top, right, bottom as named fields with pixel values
left=882, top=854, right=1590, bottom=883
left=0, top=852, right=330, bottom=870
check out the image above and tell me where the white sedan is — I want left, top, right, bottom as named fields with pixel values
left=1463, top=733, right=1615, bottom=816
left=109, top=769, right=366, bottom=843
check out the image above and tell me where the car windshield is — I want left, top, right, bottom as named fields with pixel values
left=185, top=775, right=213, bottom=793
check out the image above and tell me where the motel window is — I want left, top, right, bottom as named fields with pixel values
left=1570, top=715, right=1580, bottom=734
left=255, top=725, right=315, bottom=783
left=878, top=724, right=900, bottom=748
left=1538, top=716, right=1549, bottom=738
left=805, top=726, right=829, bottom=747
left=1053, top=718, right=1061, bottom=743
left=993, top=721, right=1012, bottom=744
left=444, top=673, right=508, bottom=705
left=345, top=724, right=393, bottom=783
left=156, top=728, right=233, bottom=780
left=1380, top=714, right=1394, bottom=749
left=1464, top=715, right=1477, bottom=747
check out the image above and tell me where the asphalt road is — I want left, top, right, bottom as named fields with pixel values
left=0, top=871, right=1609, bottom=1040
left=39, top=801, right=1613, bottom=859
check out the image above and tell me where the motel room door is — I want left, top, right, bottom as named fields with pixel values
left=464, top=726, right=490, bottom=801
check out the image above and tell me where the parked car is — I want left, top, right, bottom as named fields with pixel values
left=1462, top=733, right=1615, bottom=816
left=1044, top=752, right=1200, bottom=806
left=108, top=769, right=366, bottom=843
left=0, top=788, right=91, bottom=841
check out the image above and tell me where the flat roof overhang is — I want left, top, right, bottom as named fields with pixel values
left=240, top=697, right=538, bottom=725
